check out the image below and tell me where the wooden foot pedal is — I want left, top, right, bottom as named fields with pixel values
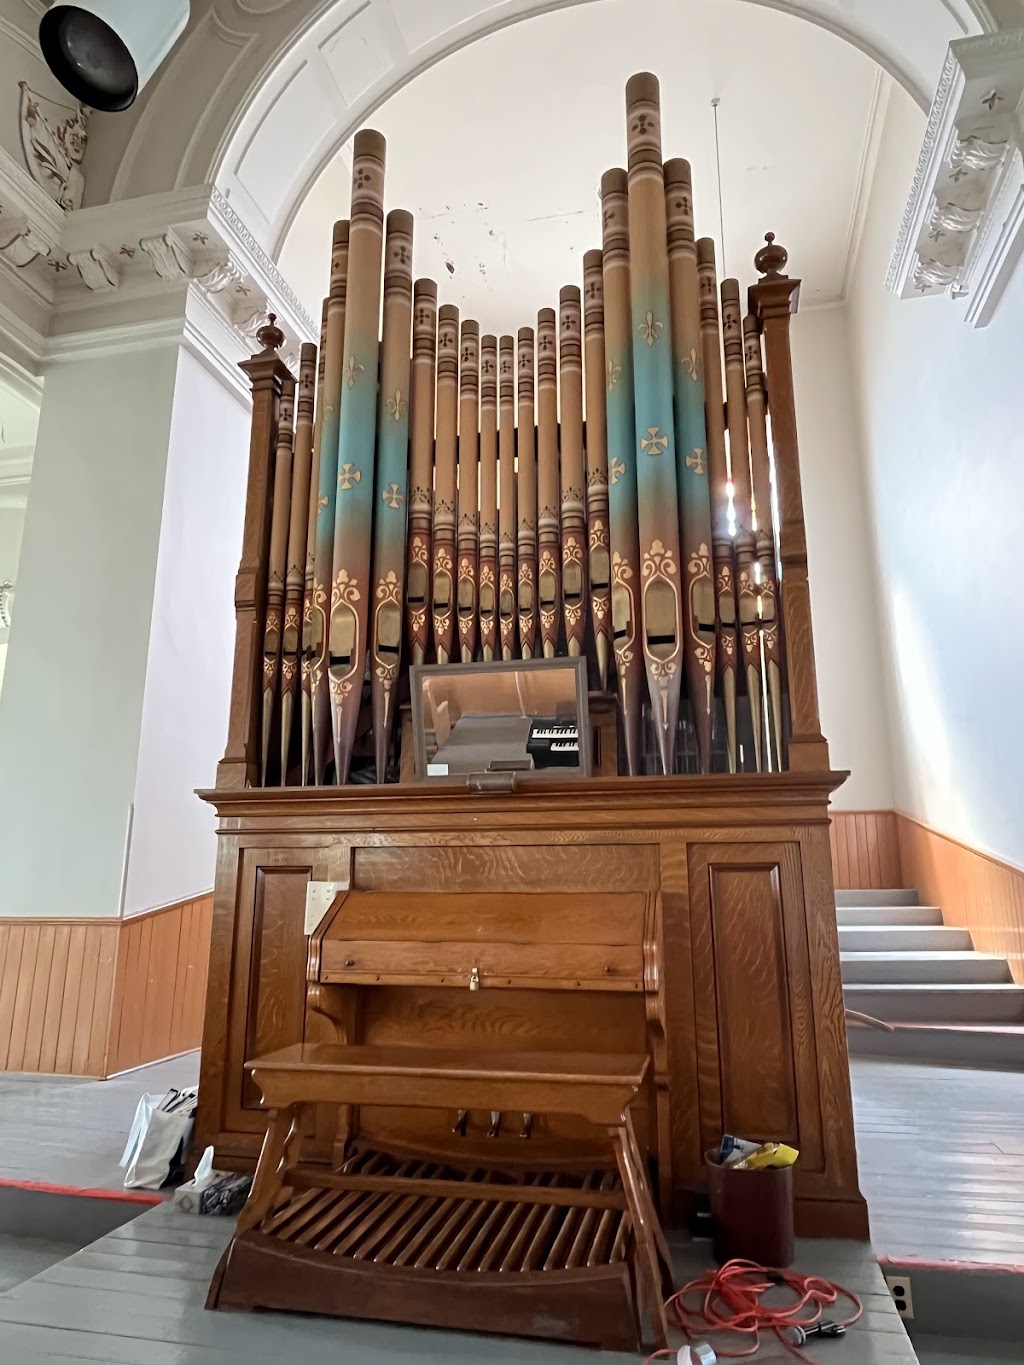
left=209, top=1149, right=642, bottom=1352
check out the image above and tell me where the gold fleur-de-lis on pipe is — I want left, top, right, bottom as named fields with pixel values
left=385, top=389, right=407, bottom=422
left=608, top=457, right=626, bottom=485
left=338, top=463, right=361, bottom=490
left=686, top=447, right=706, bottom=475
left=344, top=354, right=364, bottom=389
left=640, top=427, right=669, bottom=456
left=382, top=482, right=404, bottom=510
left=682, top=347, right=699, bottom=380
left=318, top=494, right=328, bottom=514
left=638, top=311, right=663, bottom=347
left=606, top=357, right=622, bottom=392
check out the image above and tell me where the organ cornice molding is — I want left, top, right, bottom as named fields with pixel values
left=889, top=27, right=1024, bottom=326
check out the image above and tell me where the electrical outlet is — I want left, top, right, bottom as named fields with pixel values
left=884, top=1273, right=914, bottom=1320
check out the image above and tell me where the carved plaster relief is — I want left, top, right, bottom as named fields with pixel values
left=889, top=28, right=1024, bottom=326
left=18, top=83, right=88, bottom=212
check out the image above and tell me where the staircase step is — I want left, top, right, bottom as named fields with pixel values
left=837, top=905, right=943, bottom=926
left=847, top=1023, right=1024, bottom=1070
left=844, top=983, right=1024, bottom=1024
left=835, top=888, right=919, bottom=907
left=841, top=951, right=1012, bottom=985
left=838, top=925, right=972, bottom=953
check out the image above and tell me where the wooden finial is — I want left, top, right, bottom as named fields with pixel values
left=754, top=233, right=789, bottom=281
left=256, top=313, right=286, bottom=354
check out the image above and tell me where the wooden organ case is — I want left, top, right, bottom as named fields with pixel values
left=198, top=70, right=867, bottom=1351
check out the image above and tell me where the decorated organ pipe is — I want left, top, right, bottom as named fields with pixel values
left=664, top=159, right=716, bottom=774
left=479, top=335, right=499, bottom=662
left=516, top=327, right=538, bottom=659
left=433, top=304, right=459, bottom=665
left=600, top=168, right=645, bottom=777
left=498, top=335, right=518, bottom=661
left=625, top=73, right=685, bottom=776
left=457, top=320, right=480, bottom=663
left=582, top=251, right=612, bottom=691
left=280, top=343, right=317, bottom=782
left=310, top=222, right=350, bottom=785
left=370, top=209, right=414, bottom=781
left=697, top=237, right=738, bottom=773
left=232, top=72, right=826, bottom=788
left=558, top=286, right=587, bottom=659
left=721, top=277, right=762, bottom=771
left=406, top=279, right=437, bottom=668
left=328, top=130, right=387, bottom=786
left=260, top=374, right=295, bottom=786
left=301, top=300, right=329, bottom=784
left=536, top=307, right=561, bottom=659
left=743, top=312, right=784, bottom=769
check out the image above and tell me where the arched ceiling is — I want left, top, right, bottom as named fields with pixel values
left=279, top=0, right=886, bottom=334
left=85, top=0, right=1001, bottom=260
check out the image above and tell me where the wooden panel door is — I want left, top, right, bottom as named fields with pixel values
left=689, top=841, right=825, bottom=1174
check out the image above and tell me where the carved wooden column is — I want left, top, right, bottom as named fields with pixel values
left=218, top=316, right=292, bottom=789
left=749, top=237, right=829, bottom=772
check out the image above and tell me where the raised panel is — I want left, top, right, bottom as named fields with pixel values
left=710, top=864, right=798, bottom=1139
left=354, top=843, right=658, bottom=893
left=247, top=869, right=311, bottom=1068
left=689, top=842, right=824, bottom=1173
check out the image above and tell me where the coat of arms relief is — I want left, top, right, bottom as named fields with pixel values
left=18, top=81, right=89, bottom=212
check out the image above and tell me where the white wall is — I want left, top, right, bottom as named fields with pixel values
left=791, top=305, right=894, bottom=810
left=0, top=345, right=179, bottom=917
left=124, top=349, right=249, bottom=914
left=848, top=82, right=1024, bottom=867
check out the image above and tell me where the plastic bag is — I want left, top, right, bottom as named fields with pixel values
left=120, top=1087, right=198, bottom=1189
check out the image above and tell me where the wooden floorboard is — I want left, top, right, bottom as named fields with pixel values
left=851, top=1058, right=1024, bottom=1267
left=0, top=1203, right=918, bottom=1363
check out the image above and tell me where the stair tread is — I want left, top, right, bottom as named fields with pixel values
left=845, top=982, right=1024, bottom=993
left=840, top=951, right=1005, bottom=962
left=840, top=924, right=965, bottom=933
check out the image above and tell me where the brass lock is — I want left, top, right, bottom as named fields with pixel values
left=469, top=965, right=481, bottom=991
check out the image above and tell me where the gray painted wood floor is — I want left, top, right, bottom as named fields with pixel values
left=851, top=1058, right=1024, bottom=1267
left=0, top=1053, right=201, bottom=1191
left=0, top=1200, right=919, bottom=1364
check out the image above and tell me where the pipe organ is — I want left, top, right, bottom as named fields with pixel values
left=237, top=73, right=824, bottom=787
left=199, top=75, right=864, bottom=1322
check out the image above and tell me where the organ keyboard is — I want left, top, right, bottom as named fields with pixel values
left=527, top=718, right=581, bottom=767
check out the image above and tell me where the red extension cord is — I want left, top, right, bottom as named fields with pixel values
left=645, top=1259, right=864, bottom=1363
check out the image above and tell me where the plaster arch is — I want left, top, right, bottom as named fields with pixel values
left=82, top=0, right=1008, bottom=257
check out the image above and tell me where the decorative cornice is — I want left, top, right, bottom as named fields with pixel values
left=889, top=27, right=1024, bottom=327
left=1, top=181, right=314, bottom=375
left=209, top=187, right=317, bottom=337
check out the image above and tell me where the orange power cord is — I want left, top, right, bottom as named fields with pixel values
left=645, top=1258, right=864, bottom=1363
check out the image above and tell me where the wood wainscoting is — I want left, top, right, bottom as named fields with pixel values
left=0, top=894, right=212, bottom=1078
left=829, top=811, right=903, bottom=890
left=898, top=816, right=1024, bottom=987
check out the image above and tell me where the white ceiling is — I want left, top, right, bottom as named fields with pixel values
left=279, top=0, right=885, bottom=337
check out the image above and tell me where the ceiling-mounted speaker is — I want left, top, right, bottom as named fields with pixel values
left=39, top=1, right=190, bottom=113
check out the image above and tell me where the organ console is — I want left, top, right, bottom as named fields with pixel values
left=199, top=69, right=865, bottom=1353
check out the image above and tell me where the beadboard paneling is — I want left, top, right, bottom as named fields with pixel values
left=0, top=920, right=118, bottom=1077
left=898, top=815, right=1024, bottom=987
left=0, top=894, right=213, bottom=1078
left=107, top=894, right=213, bottom=1075
left=829, top=811, right=902, bottom=890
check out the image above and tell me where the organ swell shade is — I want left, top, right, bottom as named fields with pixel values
left=241, top=73, right=804, bottom=787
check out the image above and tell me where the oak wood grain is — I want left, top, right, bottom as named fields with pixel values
left=899, top=814, right=1024, bottom=986
left=0, top=895, right=213, bottom=1077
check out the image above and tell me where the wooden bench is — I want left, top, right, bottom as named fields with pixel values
left=209, top=1041, right=673, bottom=1352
